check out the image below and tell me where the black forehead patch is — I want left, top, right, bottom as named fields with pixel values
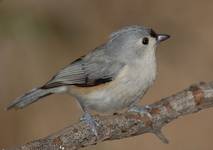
left=150, top=29, right=158, bottom=39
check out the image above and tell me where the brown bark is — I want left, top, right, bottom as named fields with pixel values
left=7, top=81, right=213, bottom=150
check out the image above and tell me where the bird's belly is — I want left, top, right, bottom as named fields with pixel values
left=69, top=65, right=155, bottom=113
left=82, top=81, right=147, bottom=113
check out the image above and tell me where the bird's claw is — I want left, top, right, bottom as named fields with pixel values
left=128, top=105, right=169, bottom=143
left=128, top=105, right=152, bottom=118
left=80, top=112, right=98, bottom=136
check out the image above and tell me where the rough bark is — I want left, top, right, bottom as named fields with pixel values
left=6, top=81, right=213, bottom=150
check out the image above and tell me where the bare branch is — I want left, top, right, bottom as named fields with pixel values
left=6, top=81, right=213, bottom=150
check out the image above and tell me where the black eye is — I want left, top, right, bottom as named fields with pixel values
left=142, top=37, right=149, bottom=45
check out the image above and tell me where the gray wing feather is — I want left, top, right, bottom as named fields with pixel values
left=42, top=50, right=125, bottom=88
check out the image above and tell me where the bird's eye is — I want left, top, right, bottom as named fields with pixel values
left=142, top=37, right=149, bottom=45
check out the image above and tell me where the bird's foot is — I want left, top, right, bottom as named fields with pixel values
left=80, top=112, right=99, bottom=136
left=128, top=105, right=152, bottom=118
left=128, top=105, right=169, bottom=144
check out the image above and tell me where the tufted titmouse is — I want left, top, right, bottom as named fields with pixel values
left=6, top=25, right=170, bottom=135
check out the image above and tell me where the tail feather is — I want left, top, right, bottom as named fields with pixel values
left=6, top=87, right=53, bottom=110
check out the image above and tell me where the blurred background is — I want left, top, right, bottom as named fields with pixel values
left=1, top=0, right=213, bottom=149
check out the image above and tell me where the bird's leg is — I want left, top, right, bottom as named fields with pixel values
left=79, top=106, right=99, bottom=136
left=128, top=104, right=169, bottom=143
left=74, top=98, right=99, bottom=136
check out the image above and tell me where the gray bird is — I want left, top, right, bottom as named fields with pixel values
left=6, top=25, right=170, bottom=135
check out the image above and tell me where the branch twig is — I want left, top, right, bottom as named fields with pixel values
left=7, top=81, right=213, bottom=150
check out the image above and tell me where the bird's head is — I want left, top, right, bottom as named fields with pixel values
left=107, top=25, right=170, bottom=60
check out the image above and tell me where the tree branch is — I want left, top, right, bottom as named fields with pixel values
left=6, top=81, right=213, bottom=150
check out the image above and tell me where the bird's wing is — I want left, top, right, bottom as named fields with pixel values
left=41, top=54, right=125, bottom=89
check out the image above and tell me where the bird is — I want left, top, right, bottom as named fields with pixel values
left=6, top=25, right=170, bottom=135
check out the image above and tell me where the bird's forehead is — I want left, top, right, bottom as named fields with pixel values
left=110, top=25, right=151, bottom=40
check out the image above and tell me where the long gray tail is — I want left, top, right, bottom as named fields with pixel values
left=6, top=87, right=54, bottom=110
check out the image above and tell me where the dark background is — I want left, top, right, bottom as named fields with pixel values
left=1, top=0, right=213, bottom=149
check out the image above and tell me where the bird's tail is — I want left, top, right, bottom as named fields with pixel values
left=6, top=87, right=54, bottom=110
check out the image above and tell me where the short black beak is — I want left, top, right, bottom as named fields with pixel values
left=157, top=34, right=170, bottom=43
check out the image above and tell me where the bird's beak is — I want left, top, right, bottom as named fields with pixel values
left=157, top=34, right=170, bottom=43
